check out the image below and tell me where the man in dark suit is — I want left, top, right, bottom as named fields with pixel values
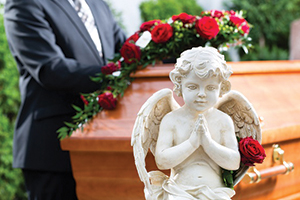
left=4, top=0, right=127, bottom=199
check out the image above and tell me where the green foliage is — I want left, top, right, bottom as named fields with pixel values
left=240, top=45, right=289, bottom=61
left=222, top=168, right=234, bottom=189
left=0, top=110, right=27, bottom=200
left=226, top=0, right=300, bottom=60
left=140, top=0, right=203, bottom=22
left=0, top=9, right=27, bottom=200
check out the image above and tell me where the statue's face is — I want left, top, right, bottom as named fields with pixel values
left=181, top=70, right=221, bottom=113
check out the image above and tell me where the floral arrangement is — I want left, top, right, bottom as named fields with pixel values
left=58, top=10, right=252, bottom=139
left=222, top=136, right=266, bottom=188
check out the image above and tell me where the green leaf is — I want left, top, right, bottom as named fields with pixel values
left=57, top=126, right=69, bottom=140
left=150, top=60, right=155, bottom=66
left=72, top=105, right=82, bottom=112
left=64, top=122, right=77, bottom=128
left=222, top=169, right=234, bottom=189
left=72, top=111, right=83, bottom=119
left=142, top=62, right=150, bottom=69
left=57, top=126, right=69, bottom=133
left=58, top=130, right=67, bottom=140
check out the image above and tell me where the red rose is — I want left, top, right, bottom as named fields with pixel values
left=140, top=20, right=162, bottom=32
left=97, top=92, right=117, bottom=110
left=230, top=15, right=246, bottom=27
left=241, top=23, right=250, bottom=35
left=195, top=16, right=219, bottom=40
left=172, top=13, right=196, bottom=24
left=125, top=32, right=140, bottom=43
left=239, top=136, right=266, bottom=166
left=151, top=23, right=173, bottom=43
left=80, top=95, right=89, bottom=105
left=210, top=10, right=224, bottom=18
left=120, top=42, right=141, bottom=64
left=101, top=61, right=121, bottom=75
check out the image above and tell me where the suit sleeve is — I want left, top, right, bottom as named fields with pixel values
left=4, top=0, right=105, bottom=94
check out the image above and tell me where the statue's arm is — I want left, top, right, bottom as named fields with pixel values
left=155, top=115, right=197, bottom=170
left=201, top=115, right=240, bottom=170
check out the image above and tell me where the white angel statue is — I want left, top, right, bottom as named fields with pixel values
left=131, top=46, right=261, bottom=200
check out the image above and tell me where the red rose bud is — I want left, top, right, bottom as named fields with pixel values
left=101, top=62, right=121, bottom=75
left=140, top=20, right=162, bottom=32
left=97, top=92, right=117, bottom=110
left=210, top=10, right=224, bottom=18
left=172, top=13, right=196, bottom=24
left=225, top=10, right=236, bottom=16
left=80, top=95, right=89, bottom=105
left=120, top=42, right=141, bottom=64
left=230, top=15, right=246, bottom=27
left=151, top=23, right=173, bottom=43
left=195, top=16, right=219, bottom=40
left=239, top=136, right=266, bottom=166
left=125, top=32, right=140, bottom=43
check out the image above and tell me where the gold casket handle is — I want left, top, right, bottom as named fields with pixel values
left=242, top=144, right=294, bottom=184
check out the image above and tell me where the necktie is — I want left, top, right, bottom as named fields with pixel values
left=70, top=0, right=103, bottom=57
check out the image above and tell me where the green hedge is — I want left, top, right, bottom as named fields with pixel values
left=139, top=0, right=203, bottom=22
left=0, top=8, right=27, bottom=200
left=226, top=0, right=300, bottom=60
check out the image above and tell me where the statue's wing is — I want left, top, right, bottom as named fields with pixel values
left=131, top=88, right=180, bottom=194
left=215, top=90, right=262, bottom=186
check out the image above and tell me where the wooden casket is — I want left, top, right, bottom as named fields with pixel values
left=61, top=60, right=300, bottom=200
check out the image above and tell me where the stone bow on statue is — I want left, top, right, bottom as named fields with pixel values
left=131, top=47, right=262, bottom=200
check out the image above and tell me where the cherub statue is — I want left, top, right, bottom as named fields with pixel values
left=131, top=46, right=261, bottom=200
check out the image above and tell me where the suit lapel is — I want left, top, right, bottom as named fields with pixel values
left=51, top=0, right=103, bottom=64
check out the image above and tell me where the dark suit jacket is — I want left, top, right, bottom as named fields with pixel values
left=4, top=0, right=126, bottom=172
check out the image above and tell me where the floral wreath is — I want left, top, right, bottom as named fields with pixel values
left=57, top=9, right=252, bottom=139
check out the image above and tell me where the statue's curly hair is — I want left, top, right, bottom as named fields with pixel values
left=169, top=46, right=232, bottom=97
